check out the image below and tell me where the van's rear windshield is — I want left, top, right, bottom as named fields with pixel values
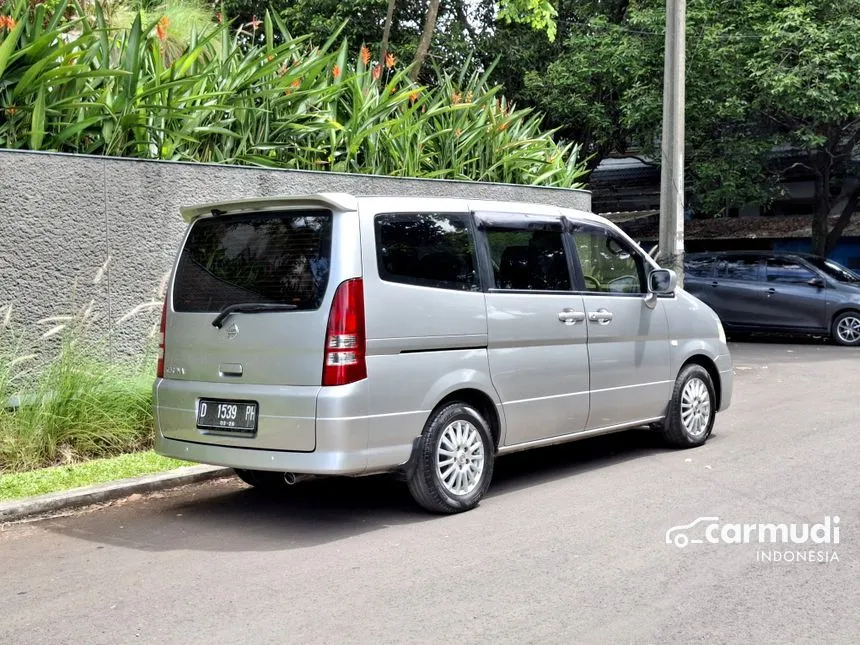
left=172, top=211, right=333, bottom=312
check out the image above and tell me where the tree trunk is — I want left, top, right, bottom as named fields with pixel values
left=380, top=0, right=396, bottom=66
left=810, top=150, right=832, bottom=257
left=411, top=0, right=441, bottom=82
left=825, top=175, right=860, bottom=256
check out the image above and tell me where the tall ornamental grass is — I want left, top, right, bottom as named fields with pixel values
left=0, top=1, right=587, bottom=186
left=0, top=299, right=156, bottom=474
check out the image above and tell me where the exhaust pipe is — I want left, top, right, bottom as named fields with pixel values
left=283, top=472, right=313, bottom=486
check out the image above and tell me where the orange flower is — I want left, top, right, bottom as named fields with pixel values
left=0, top=16, right=16, bottom=30
left=5, top=105, right=18, bottom=116
left=371, top=65, right=381, bottom=81
left=451, top=92, right=462, bottom=105
left=249, top=15, right=261, bottom=30
left=390, top=85, right=397, bottom=94
left=155, top=16, right=169, bottom=42
left=360, top=46, right=371, bottom=66
left=385, top=52, right=396, bottom=69
left=497, top=122, right=509, bottom=132
left=409, top=90, right=420, bottom=104
left=292, top=79, right=301, bottom=89
left=216, top=12, right=223, bottom=24
left=332, top=65, right=341, bottom=79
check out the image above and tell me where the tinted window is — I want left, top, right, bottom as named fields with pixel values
left=572, top=225, right=645, bottom=294
left=716, top=256, right=761, bottom=281
left=766, top=258, right=816, bottom=284
left=375, top=213, right=479, bottom=291
left=685, top=256, right=716, bottom=278
left=173, top=211, right=332, bottom=312
left=486, top=227, right=571, bottom=291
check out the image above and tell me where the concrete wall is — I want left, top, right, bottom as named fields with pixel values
left=0, top=149, right=591, bottom=357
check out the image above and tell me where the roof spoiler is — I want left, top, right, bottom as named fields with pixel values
left=179, top=193, right=359, bottom=223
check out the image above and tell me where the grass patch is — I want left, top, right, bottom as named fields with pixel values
left=0, top=451, right=189, bottom=501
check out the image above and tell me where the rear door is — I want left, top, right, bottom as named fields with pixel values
left=478, top=211, right=590, bottom=446
left=710, top=255, right=766, bottom=327
left=761, top=256, right=829, bottom=330
left=166, top=208, right=345, bottom=386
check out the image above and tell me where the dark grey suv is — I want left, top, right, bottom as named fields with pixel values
left=684, top=251, right=860, bottom=346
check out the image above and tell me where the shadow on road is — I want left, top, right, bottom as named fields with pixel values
left=41, top=429, right=679, bottom=553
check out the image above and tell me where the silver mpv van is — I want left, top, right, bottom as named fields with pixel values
left=154, top=193, right=733, bottom=513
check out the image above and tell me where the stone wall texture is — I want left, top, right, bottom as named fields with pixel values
left=0, top=149, right=591, bottom=357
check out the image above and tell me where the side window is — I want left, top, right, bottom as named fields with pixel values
left=485, top=226, right=571, bottom=291
left=685, top=256, right=716, bottom=278
left=716, top=256, right=762, bottom=281
left=766, top=258, right=816, bottom=284
left=375, top=213, right=479, bottom=291
left=571, top=225, right=645, bottom=294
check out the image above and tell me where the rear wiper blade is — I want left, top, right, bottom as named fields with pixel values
left=211, top=303, right=298, bottom=328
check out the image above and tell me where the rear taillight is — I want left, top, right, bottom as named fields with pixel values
left=156, top=298, right=167, bottom=378
left=322, top=278, right=366, bottom=386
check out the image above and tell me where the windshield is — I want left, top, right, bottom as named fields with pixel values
left=173, top=210, right=333, bottom=312
left=803, top=256, right=860, bottom=283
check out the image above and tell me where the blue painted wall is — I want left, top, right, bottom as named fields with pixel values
left=773, top=237, right=860, bottom=270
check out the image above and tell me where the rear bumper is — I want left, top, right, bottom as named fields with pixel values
left=715, top=353, right=733, bottom=412
left=153, top=378, right=416, bottom=475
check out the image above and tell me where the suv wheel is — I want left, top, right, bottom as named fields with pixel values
left=832, top=311, right=860, bottom=346
left=660, top=364, right=716, bottom=448
left=406, top=403, right=495, bottom=514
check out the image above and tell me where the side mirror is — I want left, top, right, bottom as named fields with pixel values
left=808, top=277, right=826, bottom=289
left=649, top=268, right=677, bottom=294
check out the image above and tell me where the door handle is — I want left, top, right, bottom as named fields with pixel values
left=588, top=309, right=614, bottom=324
left=558, top=309, right=586, bottom=324
left=766, top=287, right=776, bottom=297
left=711, top=281, right=719, bottom=287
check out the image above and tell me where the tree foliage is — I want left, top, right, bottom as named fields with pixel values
left=513, top=0, right=860, bottom=255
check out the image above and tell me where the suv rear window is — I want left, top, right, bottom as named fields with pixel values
left=173, top=211, right=333, bottom=312
left=375, top=213, right=479, bottom=291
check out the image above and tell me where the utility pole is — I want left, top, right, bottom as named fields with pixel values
left=657, top=0, right=686, bottom=287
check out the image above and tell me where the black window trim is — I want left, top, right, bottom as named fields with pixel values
left=373, top=210, right=483, bottom=293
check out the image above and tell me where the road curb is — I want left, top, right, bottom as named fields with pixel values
left=0, top=465, right=233, bottom=523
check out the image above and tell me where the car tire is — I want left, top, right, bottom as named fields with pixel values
left=660, top=364, right=716, bottom=448
left=832, top=311, right=860, bottom=346
left=234, top=468, right=291, bottom=491
left=406, top=403, right=495, bottom=514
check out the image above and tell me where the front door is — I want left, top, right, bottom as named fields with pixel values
left=569, top=222, right=672, bottom=430
left=760, top=256, right=830, bottom=331
left=478, top=212, right=591, bottom=446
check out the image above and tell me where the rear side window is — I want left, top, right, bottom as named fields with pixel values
left=375, top=213, right=479, bottom=291
left=716, top=256, right=761, bottom=281
left=173, top=211, right=333, bottom=312
left=486, top=227, right=571, bottom=291
left=685, top=256, right=716, bottom=278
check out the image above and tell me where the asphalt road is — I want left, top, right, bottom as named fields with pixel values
left=2, top=341, right=858, bottom=645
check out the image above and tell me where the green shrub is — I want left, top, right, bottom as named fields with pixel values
left=0, top=1, right=586, bottom=186
left=0, top=302, right=155, bottom=473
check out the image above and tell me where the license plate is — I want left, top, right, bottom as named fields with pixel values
left=196, top=399, right=258, bottom=433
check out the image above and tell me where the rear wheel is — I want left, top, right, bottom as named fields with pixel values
left=234, top=468, right=291, bottom=491
left=660, top=364, right=716, bottom=448
left=832, top=311, right=860, bottom=346
left=406, top=403, right=495, bottom=514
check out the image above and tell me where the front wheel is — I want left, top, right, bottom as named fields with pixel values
left=832, top=311, right=860, bottom=346
left=406, top=403, right=495, bottom=514
left=660, top=364, right=716, bottom=448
